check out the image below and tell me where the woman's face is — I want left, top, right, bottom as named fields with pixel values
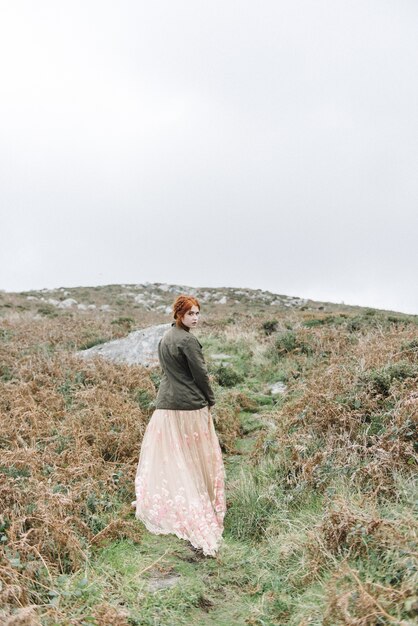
left=181, top=305, right=200, bottom=329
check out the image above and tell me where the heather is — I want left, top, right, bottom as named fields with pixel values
left=1, top=286, right=417, bottom=625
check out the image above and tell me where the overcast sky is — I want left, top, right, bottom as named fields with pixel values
left=1, top=1, right=417, bottom=313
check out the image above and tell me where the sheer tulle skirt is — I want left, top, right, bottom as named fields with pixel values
left=134, top=406, right=226, bottom=556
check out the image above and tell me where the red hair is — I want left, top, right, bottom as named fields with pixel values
left=173, top=295, right=200, bottom=326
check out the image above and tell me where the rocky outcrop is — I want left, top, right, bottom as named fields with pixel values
left=77, top=323, right=171, bottom=367
left=25, top=283, right=311, bottom=313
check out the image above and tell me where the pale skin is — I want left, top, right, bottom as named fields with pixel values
left=181, top=305, right=200, bottom=330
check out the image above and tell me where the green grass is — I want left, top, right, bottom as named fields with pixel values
left=46, top=535, right=265, bottom=625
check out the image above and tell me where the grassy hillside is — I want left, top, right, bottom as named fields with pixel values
left=0, top=285, right=417, bottom=625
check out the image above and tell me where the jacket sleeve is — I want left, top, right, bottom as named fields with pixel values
left=181, top=336, right=216, bottom=406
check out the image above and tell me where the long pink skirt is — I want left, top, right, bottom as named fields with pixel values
left=134, top=406, right=226, bottom=556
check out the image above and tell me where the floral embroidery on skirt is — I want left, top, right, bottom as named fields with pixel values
left=134, top=406, right=226, bottom=556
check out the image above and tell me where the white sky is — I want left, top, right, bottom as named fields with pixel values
left=1, top=1, right=417, bottom=313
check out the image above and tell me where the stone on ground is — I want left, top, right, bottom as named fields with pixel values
left=77, top=323, right=171, bottom=367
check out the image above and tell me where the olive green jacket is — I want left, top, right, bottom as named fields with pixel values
left=155, top=324, right=215, bottom=410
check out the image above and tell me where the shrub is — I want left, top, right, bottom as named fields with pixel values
left=37, top=305, right=58, bottom=318
left=78, top=337, right=109, bottom=350
left=302, top=315, right=346, bottom=328
left=0, top=328, right=12, bottom=340
left=402, top=338, right=418, bottom=353
left=269, top=331, right=313, bottom=360
left=0, top=364, right=13, bottom=382
left=274, top=331, right=298, bottom=354
left=262, top=319, right=278, bottom=336
left=302, top=318, right=328, bottom=327
left=387, top=314, right=409, bottom=325
left=135, top=389, right=154, bottom=413
left=211, top=394, right=242, bottom=453
left=214, top=364, right=243, bottom=387
left=111, top=317, right=135, bottom=329
left=361, top=362, right=417, bottom=397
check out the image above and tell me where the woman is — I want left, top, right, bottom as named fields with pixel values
left=133, top=295, right=226, bottom=556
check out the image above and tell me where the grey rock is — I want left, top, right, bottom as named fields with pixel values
left=210, top=353, right=232, bottom=362
left=77, top=323, right=171, bottom=367
left=146, top=573, right=181, bottom=592
left=57, top=298, right=78, bottom=308
left=269, top=381, right=287, bottom=395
